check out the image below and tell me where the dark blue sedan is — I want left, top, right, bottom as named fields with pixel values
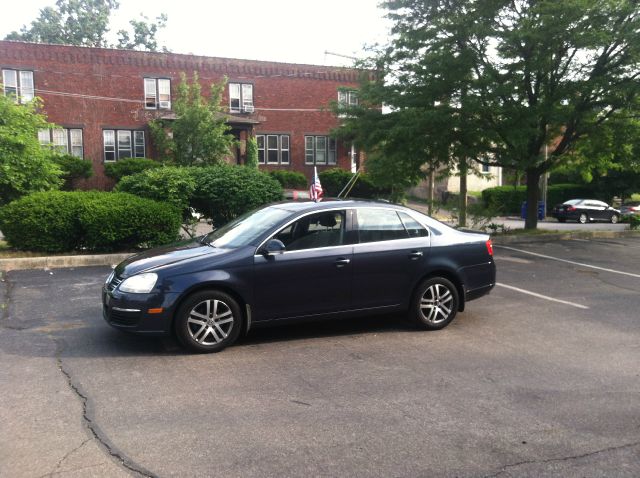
left=102, top=200, right=496, bottom=353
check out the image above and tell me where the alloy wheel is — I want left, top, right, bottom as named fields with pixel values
left=419, top=283, right=454, bottom=325
left=187, top=299, right=235, bottom=345
left=579, top=213, right=588, bottom=224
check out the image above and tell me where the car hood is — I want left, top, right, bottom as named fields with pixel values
left=115, top=238, right=227, bottom=278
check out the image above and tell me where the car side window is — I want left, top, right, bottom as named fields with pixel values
left=398, top=212, right=429, bottom=238
left=356, top=209, right=409, bottom=243
left=274, top=211, right=345, bottom=251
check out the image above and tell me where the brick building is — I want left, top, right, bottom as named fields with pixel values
left=0, top=40, right=365, bottom=189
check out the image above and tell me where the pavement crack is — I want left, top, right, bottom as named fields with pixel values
left=40, top=438, right=91, bottom=478
left=54, top=340, right=158, bottom=478
left=483, top=440, right=640, bottom=477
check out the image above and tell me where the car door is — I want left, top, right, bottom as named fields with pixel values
left=351, top=208, right=430, bottom=309
left=252, top=209, right=353, bottom=321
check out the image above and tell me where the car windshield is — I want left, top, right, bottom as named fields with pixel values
left=564, top=199, right=582, bottom=205
left=202, top=206, right=291, bottom=249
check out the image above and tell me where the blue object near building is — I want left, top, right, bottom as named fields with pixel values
left=521, top=201, right=545, bottom=220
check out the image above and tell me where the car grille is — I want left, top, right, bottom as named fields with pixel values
left=106, top=275, right=123, bottom=292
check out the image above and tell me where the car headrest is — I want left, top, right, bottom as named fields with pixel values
left=318, top=214, right=337, bottom=228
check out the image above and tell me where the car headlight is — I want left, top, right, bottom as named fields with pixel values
left=119, top=273, right=158, bottom=293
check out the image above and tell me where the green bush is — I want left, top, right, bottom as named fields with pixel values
left=482, top=183, right=595, bottom=214
left=245, top=137, right=259, bottom=169
left=51, top=154, right=92, bottom=190
left=115, top=166, right=196, bottom=213
left=621, top=214, right=640, bottom=230
left=268, top=170, right=308, bottom=189
left=104, top=158, right=162, bottom=182
left=190, top=164, right=283, bottom=226
left=318, top=168, right=389, bottom=199
left=0, top=191, right=181, bottom=253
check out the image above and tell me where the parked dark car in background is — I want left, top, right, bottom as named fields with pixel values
left=620, top=201, right=640, bottom=215
left=102, top=200, right=496, bottom=353
left=552, top=199, right=621, bottom=224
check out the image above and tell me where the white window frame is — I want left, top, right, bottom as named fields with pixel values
left=103, top=129, right=145, bottom=162
left=144, top=78, right=171, bottom=110
left=229, top=82, right=254, bottom=113
left=256, top=134, right=290, bottom=165
left=305, top=135, right=337, bottom=165
left=337, top=89, right=358, bottom=117
left=38, top=128, right=84, bottom=158
left=2, top=69, right=34, bottom=103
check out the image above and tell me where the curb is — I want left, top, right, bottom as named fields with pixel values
left=0, top=253, right=133, bottom=272
left=491, top=229, right=639, bottom=244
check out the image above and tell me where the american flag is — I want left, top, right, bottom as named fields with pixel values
left=309, top=166, right=323, bottom=202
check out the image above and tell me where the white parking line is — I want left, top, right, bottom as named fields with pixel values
left=496, top=283, right=589, bottom=309
left=496, top=245, right=640, bottom=279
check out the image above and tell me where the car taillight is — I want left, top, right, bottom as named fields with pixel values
left=565, top=205, right=576, bottom=211
left=486, top=239, right=493, bottom=257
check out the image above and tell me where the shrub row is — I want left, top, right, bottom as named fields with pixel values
left=318, top=168, right=389, bottom=199
left=0, top=191, right=181, bottom=252
left=482, top=183, right=595, bottom=214
left=268, top=170, right=308, bottom=189
left=114, top=164, right=283, bottom=226
left=104, top=158, right=162, bottom=181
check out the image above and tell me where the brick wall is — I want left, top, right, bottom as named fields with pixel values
left=0, top=40, right=366, bottom=189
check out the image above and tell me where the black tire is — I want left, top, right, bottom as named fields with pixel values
left=410, top=277, right=459, bottom=330
left=611, top=214, right=619, bottom=224
left=578, top=213, right=588, bottom=224
left=174, top=290, right=243, bottom=353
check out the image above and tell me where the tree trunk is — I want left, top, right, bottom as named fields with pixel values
left=459, top=159, right=468, bottom=227
left=525, top=168, right=541, bottom=230
left=427, top=168, right=435, bottom=216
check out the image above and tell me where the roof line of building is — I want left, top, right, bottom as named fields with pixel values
left=0, top=40, right=372, bottom=80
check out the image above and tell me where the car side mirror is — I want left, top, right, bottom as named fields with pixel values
left=262, top=239, right=286, bottom=256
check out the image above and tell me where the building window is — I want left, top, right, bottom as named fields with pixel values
left=38, top=128, right=84, bottom=158
left=2, top=69, right=34, bottom=103
left=481, top=163, right=490, bottom=173
left=337, top=89, right=358, bottom=117
left=144, top=78, right=171, bottom=109
left=103, top=129, right=145, bottom=161
left=256, top=134, right=289, bottom=165
left=229, top=83, right=254, bottom=113
left=305, top=136, right=337, bottom=165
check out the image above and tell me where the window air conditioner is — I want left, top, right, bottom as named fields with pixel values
left=243, top=105, right=255, bottom=113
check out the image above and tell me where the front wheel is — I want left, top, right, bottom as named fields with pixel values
left=175, top=290, right=243, bottom=353
left=611, top=214, right=619, bottom=224
left=410, top=277, right=459, bottom=330
left=578, top=213, right=588, bottom=224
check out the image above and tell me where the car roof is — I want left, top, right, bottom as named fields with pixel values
left=270, top=198, right=403, bottom=212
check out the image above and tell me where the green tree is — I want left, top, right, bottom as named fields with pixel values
left=245, top=136, right=259, bottom=169
left=0, top=96, right=62, bottom=205
left=345, top=0, right=640, bottom=229
left=5, top=0, right=167, bottom=51
left=149, top=73, right=236, bottom=166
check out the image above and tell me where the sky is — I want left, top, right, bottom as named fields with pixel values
left=0, top=0, right=392, bottom=66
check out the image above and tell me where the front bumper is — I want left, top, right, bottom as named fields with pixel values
left=102, top=286, right=179, bottom=335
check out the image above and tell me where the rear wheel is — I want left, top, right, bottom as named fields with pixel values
left=174, top=290, right=242, bottom=353
left=611, top=214, right=619, bottom=224
left=578, top=213, right=588, bottom=224
left=410, top=277, right=459, bottom=330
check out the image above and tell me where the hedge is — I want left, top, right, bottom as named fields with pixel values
left=482, top=183, right=595, bottom=214
left=318, top=168, right=389, bottom=199
left=0, top=191, right=181, bottom=253
left=115, top=166, right=196, bottom=213
left=104, top=158, right=162, bottom=182
left=190, top=164, right=283, bottom=226
left=51, top=154, right=92, bottom=190
left=268, top=170, right=308, bottom=189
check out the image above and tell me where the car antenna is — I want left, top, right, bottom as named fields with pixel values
left=337, top=168, right=361, bottom=199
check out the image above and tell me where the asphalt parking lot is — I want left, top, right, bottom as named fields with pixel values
left=1, top=236, right=639, bottom=478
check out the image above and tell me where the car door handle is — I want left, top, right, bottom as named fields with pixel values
left=335, top=258, right=351, bottom=267
left=409, top=251, right=423, bottom=259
